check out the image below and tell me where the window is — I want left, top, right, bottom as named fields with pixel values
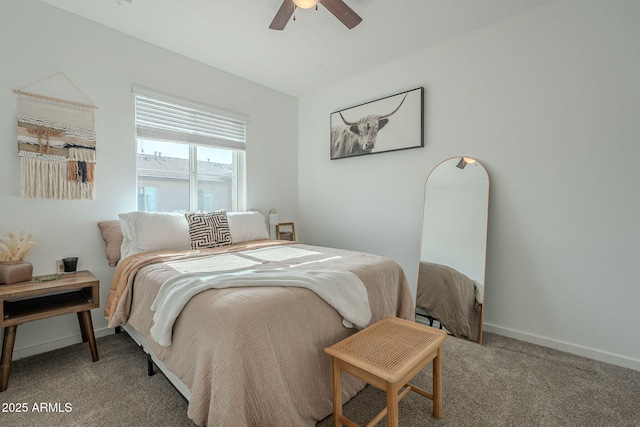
left=133, top=87, right=247, bottom=213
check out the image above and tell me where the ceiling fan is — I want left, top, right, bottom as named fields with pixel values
left=269, top=0, right=362, bottom=30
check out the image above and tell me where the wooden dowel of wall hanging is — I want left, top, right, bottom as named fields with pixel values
left=13, top=90, right=97, bottom=110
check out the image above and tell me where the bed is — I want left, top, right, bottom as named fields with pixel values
left=415, top=261, right=483, bottom=342
left=98, top=211, right=414, bottom=426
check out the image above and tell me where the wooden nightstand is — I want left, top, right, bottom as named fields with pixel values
left=0, top=270, right=100, bottom=392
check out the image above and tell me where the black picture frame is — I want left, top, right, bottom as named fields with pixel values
left=330, top=87, right=424, bottom=160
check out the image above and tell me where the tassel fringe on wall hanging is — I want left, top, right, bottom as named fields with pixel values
left=15, top=73, right=97, bottom=200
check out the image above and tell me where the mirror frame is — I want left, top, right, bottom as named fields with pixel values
left=417, top=156, right=489, bottom=344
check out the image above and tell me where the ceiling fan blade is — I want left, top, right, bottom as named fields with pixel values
left=269, top=0, right=295, bottom=30
left=319, top=0, right=362, bottom=29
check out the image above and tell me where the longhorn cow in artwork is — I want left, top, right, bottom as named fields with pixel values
left=330, top=94, right=408, bottom=160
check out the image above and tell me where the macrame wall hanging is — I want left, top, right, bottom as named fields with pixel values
left=15, top=73, right=97, bottom=200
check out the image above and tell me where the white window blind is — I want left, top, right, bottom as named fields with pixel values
left=133, top=86, right=248, bottom=151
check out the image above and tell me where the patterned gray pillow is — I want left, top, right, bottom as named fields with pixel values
left=185, top=210, right=232, bottom=249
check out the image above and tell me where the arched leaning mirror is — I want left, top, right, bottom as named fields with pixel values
left=416, top=157, right=489, bottom=344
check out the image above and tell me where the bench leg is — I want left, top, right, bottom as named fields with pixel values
left=433, top=347, right=443, bottom=418
left=386, top=382, right=400, bottom=427
left=1, top=326, right=17, bottom=392
left=332, top=358, right=343, bottom=427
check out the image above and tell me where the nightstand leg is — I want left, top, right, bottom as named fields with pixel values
left=1, top=325, right=17, bottom=392
left=77, top=311, right=99, bottom=362
left=77, top=312, right=88, bottom=342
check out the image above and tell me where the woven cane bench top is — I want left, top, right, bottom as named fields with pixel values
left=325, top=316, right=447, bottom=380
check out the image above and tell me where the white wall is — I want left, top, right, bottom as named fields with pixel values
left=0, top=0, right=298, bottom=358
left=298, top=0, right=639, bottom=370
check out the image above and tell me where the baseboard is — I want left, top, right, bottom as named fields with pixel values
left=483, top=323, right=640, bottom=371
left=10, top=326, right=114, bottom=361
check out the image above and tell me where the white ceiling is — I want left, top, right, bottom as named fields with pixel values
left=40, top=0, right=552, bottom=97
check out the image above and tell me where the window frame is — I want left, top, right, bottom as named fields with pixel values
left=133, top=86, right=248, bottom=213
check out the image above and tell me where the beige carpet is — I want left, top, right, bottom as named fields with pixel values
left=1, top=331, right=638, bottom=426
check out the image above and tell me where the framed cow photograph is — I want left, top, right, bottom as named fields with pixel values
left=330, top=87, right=424, bottom=160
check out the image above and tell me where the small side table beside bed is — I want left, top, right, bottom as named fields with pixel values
left=0, top=270, right=100, bottom=392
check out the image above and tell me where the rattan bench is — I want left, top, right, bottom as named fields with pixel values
left=324, top=316, right=447, bottom=427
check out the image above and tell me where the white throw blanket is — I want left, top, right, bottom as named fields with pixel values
left=150, top=269, right=371, bottom=346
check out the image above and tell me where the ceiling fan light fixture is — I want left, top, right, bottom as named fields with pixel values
left=270, top=0, right=361, bottom=31
left=292, top=0, right=318, bottom=10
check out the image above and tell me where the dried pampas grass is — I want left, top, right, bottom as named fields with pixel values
left=0, top=231, right=37, bottom=262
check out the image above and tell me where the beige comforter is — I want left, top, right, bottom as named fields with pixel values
left=105, top=240, right=414, bottom=426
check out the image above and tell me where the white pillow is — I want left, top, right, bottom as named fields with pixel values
left=227, top=211, right=269, bottom=243
left=119, top=212, right=191, bottom=259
